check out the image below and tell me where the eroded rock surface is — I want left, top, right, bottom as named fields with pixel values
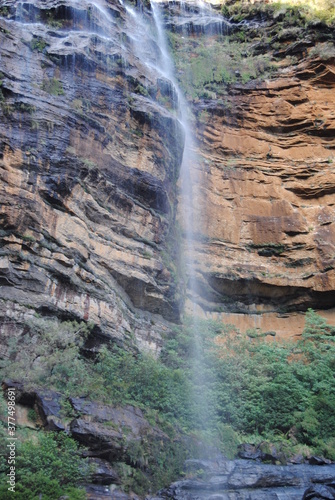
left=154, top=458, right=335, bottom=500
left=1, top=0, right=335, bottom=350
left=159, top=1, right=335, bottom=333
left=190, top=63, right=335, bottom=314
left=0, top=0, right=184, bottom=356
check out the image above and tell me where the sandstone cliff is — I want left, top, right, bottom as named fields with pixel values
left=165, top=0, right=335, bottom=338
left=0, top=0, right=185, bottom=357
left=0, top=1, right=334, bottom=352
left=1, top=1, right=335, bottom=497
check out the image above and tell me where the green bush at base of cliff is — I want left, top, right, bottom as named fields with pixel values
left=0, top=427, right=88, bottom=499
left=1, top=309, right=335, bottom=495
left=115, top=436, right=187, bottom=496
left=159, top=310, right=335, bottom=460
left=2, top=310, right=335, bottom=451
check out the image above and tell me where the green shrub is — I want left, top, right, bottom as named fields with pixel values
left=95, top=345, right=192, bottom=423
left=169, top=32, right=273, bottom=99
left=41, top=77, right=64, bottom=96
left=0, top=318, right=96, bottom=397
left=0, top=432, right=88, bottom=499
left=29, top=37, right=48, bottom=52
left=212, top=309, right=335, bottom=456
left=27, top=408, right=38, bottom=422
left=2, top=308, right=335, bottom=495
left=0, top=7, right=9, bottom=17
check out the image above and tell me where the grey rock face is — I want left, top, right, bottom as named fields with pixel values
left=0, top=0, right=185, bottom=359
left=153, top=459, right=335, bottom=500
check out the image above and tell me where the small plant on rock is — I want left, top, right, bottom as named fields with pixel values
left=41, top=77, right=64, bottom=96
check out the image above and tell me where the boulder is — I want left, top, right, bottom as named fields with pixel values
left=35, top=388, right=65, bottom=430
left=70, top=418, right=124, bottom=460
left=309, top=456, right=333, bottom=466
left=237, top=443, right=262, bottom=461
left=303, top=484, right=335, bottom=499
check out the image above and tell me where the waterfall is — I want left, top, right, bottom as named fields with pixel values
left=151, top=0, right=219, bottom=444
left=6, top=0, right=221, bottom=453
left=151, top=0, right=197, bottom=300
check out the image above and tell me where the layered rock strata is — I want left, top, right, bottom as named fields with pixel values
left=191, top=61, right=335, bottom=314
left=161, top=1, right=335, bottom=335
left=0, top=0, right=185, bottom=355
left=1, top=0, right=335, bottom=348
left=155, top=458, right=335, bottom=499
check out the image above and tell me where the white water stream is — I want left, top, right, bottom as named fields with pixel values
left=10, top=0, right=222, bottom=441
left=150, top=0, right=219, bottom=437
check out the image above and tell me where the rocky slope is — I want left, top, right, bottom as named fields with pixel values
left=155, top=457, right=335, bottom=500
left=6, top=380, right=335, bottom=500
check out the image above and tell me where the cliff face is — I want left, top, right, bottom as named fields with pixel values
left=188, top=59, right=335, bottom=335
left=163, top=1, right=335, bottom=337
left=0, top=0, right=185, bottom=355
left=0, top=0, right=334, bottom=356
left=1, top=1, right=335, bottom=497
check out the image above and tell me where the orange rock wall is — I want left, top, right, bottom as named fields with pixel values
left=183, top=57, right=335, bottom=335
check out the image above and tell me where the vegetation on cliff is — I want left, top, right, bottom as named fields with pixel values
left=1, top=310, right=335, bottom=495
left=168, top=0, right=335, bottom=100
left=222, top=0, right=335, bottom=26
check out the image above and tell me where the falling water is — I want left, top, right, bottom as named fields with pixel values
left=5, top=0, right=222, bottom=453
left=151, top=0, right=197, bottom=291
left=151, top=0, right=220, bottom=444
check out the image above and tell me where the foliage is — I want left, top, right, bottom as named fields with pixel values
left=0, top=7, right=9, bottom=17
left=0, top=317, right=95, bottom=396
left=14, top=103, right=36, bottom=114
left=95, top=345, right=192, bottom=424
left=169, top=32, right=274, bottom=99
left=29, top=37, right=48, bottom=52
left=115, top=462, right=150, bottom=496
left=158, top=310, right=335, bottom=459
left=114, top=435, right=187, bottom=495
left=43, top=10, right=64, bottom=29
left=169, top=0, right=335, bottom=102
left=221, top=0, right=335, bottom=26
left=212, top=309, right=335, bottom=457
left=82, top=158, right=97, bottom=169
left=27, top=408, right=38, bottom=422
left=135, top=84, right=149, bottom=97
left=303, top=307, right=335, bottom=340
left=41, top=77, right=64, bottom=96
left=0, top=430, right=88, bottom=499
left=2, top=310, right=335, bottom=495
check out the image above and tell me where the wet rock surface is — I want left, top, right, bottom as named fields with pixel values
left=0, top=0, right=184, bottom=359
left=85, top=483, right=139, bottom=499
left=69, top=396, right=167, bottom=461
left=152, top=458, right=335, bottom=500
left=89, top=458, right=120, bottom=485
left=0, top=0, right=335, bottom=350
